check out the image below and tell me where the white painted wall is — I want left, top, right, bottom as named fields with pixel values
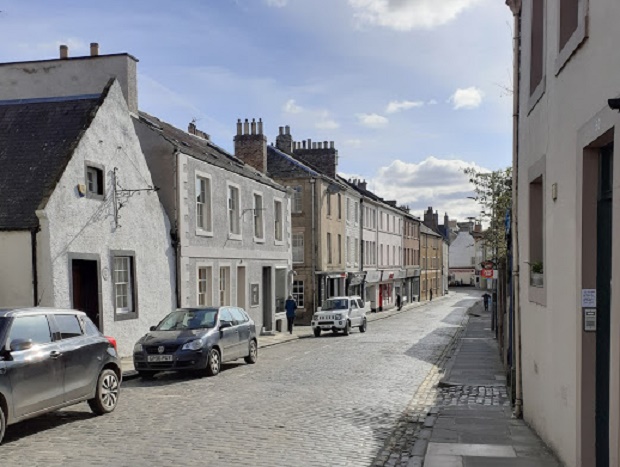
left=345, top=191, right=361, bottom=271
left=37, top=81, right=175, bottom=357
left=0, top=231, right=33, bottom=306
left=517, top=1, right=620, bottom=465
left=449, top=231, right=475, bottom=268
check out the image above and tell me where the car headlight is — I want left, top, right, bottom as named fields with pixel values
left=182, top=339, right=205, bottom=351
left=133, top=343, right=143, bottom=353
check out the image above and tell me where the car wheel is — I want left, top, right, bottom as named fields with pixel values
left=206, top=348, right=221, bottom=376
left=0, top=405, right=5, bottom=445
left=244, top=339, right=258, bottom=364
left=313, top=328, right=321, bottom=337
left=343, top=320, right=351, bottom=336
left=88, top=369, right=120, bottom=415
left=138, top=371, right=156, bottom=380
left=359, top=318, right=367, bottom=333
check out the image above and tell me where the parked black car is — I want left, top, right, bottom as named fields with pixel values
left=0, top=308, right=121, bottom=445
left=133, top=307, right=258, bottom=378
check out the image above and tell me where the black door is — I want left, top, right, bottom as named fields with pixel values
left=72, top=260, right=100, bottom=329
left=596, top=144, right=613, bottom=467
left=262, top=267, right=272, bottom=331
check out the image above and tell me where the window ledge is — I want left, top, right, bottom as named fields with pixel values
left=85, top=193, right=105, bottom=201
left=254, top=237, right=265, bottom=244
left=274, top=239, right=284, bottom=246
left=527, top=79, right=546, bottom=115
left=195, top=229, right=213, bottom=238
left=115, top=311, right=138, bottom=321
left=228, top=233, right=242, bottom=241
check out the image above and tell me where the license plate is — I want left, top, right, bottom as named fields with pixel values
left=148, top=355, right=173, bottom=362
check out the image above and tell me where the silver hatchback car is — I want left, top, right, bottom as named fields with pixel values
left=133, top=307, right=258, bottom=378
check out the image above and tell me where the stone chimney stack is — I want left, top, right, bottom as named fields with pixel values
left=59, top=45, right=68, bottom=59
left=234, top=118, right=268, bottom=173
left=290, top=138, right=339, bottom=179
left=358, top=179, right=367, bottom=191
left=90, top=43, right=99, bottom=56
left=275, top=124, right=294, bottom=154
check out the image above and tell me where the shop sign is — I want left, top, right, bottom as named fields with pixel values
left=365, top=270, right=382, bottom=283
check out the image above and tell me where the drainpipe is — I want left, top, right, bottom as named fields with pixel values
left=508, top=0, right=523, bottom=418
left=173, top=149, right=181, bottom=308
left=311, top=178, right=317, bottom=315
left=31, top=228, right=39, bottom=306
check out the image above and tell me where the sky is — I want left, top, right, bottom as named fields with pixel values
left=0, top=0, right=514, bottom=222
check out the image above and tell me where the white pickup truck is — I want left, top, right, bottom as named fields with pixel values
left=311, top=296, right=368, bottom=337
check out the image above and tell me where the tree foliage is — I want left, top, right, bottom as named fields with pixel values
left=464, top=167, right=513, bottom=262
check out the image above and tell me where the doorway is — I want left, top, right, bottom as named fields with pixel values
left=71, top=259, right=101, bottom=329
left=596, top=144, right=613, bottom=467
left=262, top=267, right=272, bottom=331
left=237, top=266, right=246, bottom=310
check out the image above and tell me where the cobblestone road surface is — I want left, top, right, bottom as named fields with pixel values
left=1, top=290, right=480, bottom=467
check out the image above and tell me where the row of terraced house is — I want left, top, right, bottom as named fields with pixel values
left=0, top=44, right=448, bottom=356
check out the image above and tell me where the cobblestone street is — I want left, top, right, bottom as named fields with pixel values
left=1, top=291, right=480, bottom=467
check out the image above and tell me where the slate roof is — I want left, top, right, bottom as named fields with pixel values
left=0, top=94, right=105, bottom=230
left=138, top=112, right=286, bottom=192
left=267, top=145, right=321, bottom=179
left=421, top=223, right=443, bottom=238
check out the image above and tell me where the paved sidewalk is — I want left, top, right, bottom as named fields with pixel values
left=422, top=304, right=561, bottom=467
left=120, top=293, right=453, bottom=378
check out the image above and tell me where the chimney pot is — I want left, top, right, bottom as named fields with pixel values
left=279, top=126, right=284, bottom=136
left=236, top=119, right=242, bottom=136
left=90, top=42, right=99, bottom=56
left=258, top=118, right=263, bottom=135
left=244, top=119, right=250, bottom=135
left=324, top=141, right=328, bottom=149
left=285, top=125, right=290, bottom=135
left=302, top=141, right=306, bottom=149
left=188, top=122, right=196, bottom=134
left=312, top=142, right=317, bottom=149
left=251, top=118, right=256, bottom=135
left=59, top=45, right=68, bottom=59
left=330, top=141, right=335, bottom=149
left=307, top=139, right=312, bottom=148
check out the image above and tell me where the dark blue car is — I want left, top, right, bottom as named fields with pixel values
left=133, top=307, right=258, bottom=378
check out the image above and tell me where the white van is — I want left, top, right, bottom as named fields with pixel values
left=311, top=296, right=368, bottom=337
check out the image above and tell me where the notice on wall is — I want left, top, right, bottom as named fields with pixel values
left=581, top=289, right=597, bottom=308
left=584, top=309, right=597, bottom=332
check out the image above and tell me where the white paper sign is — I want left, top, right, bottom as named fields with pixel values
left=582, top=289, right=597, bottom=308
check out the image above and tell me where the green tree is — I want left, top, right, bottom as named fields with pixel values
left=463, top=167, right=513, bottom=262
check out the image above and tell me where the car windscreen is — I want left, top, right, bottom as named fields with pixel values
left=156, top=309, right=218, bottom=331
left=322, top=299, right=348, bottom=311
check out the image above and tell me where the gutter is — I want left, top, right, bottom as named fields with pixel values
left=31, top=228, right=39, bottom=305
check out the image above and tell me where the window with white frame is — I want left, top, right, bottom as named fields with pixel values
left=327, top=233, right=332, bottom=264
left=346, top=236, right=351, bottom=265
left=327, top=191, right=332, bottom=217
left=292, top=186, right=303, bottom=213
left=86, top=165, right=104, bottom=197
left=354, top=202, right=359, bottom=224
left=338, top=193, right=342, bottom=219
left=338, top=234, right=342, bottom=264
left=292, top=280, right=304, bottom=308
left=113, top=255, right=135, bottom=314
left=274, top=200, right=283, bottom=242
left=253, top=193, right=264, bottom=240
left=354, top=239, right=358, bottom=264
left=219, top=266, right=230, bottom=306
left=228, top=185, right=240, bottom=236
left=197, top=266, right=212, bottom=306
left=293, top=233, right=304, bottom=263
left=347, top=198, right=352, bottom=222
left=196, top=176, right=212, bottom=232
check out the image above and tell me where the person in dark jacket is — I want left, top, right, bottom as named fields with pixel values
left=285, top=295, right=297, bottom=334
left=482, top=293, right=491, bottom=311
left=396, top=294, right=402, bottom=311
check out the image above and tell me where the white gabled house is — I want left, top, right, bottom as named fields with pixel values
left=0, top=79, right=176, bottom=356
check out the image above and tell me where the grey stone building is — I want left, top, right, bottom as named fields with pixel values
left=135, top=115, right=293, bottom=334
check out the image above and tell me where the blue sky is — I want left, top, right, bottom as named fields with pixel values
left=0, top=0, right=513, bottom=221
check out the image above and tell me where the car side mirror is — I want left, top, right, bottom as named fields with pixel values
left=219, top=322, right=232, bottom=330
left=10, top=338, right=33, bottom=352
left=149, top=326, right=157, bottom=332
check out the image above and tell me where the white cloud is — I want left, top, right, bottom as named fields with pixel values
left=385, top=100, right=424, bottom=114
left=450, top=87, right=484, bottom=109
left=340, top=156, right=490, bottom=221
left=357, top=113, right=389, bottom=128
left=283, top=99, right=303, bottom=114
left=315, top=119, right=340, bottom=130
left=348, top=0, right=484, bottom=31
left=427, top=99, right=438, bottom=105
left=265, top=0, right=288, bottom=7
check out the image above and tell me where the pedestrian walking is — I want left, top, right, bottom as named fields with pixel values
left=429, top=288, right=433, bottom=301
left=482, top=292, right=491, bottom=311
left=396, top=294, right=402, bottom=311
left=285, top=295, right=297, bottom=334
